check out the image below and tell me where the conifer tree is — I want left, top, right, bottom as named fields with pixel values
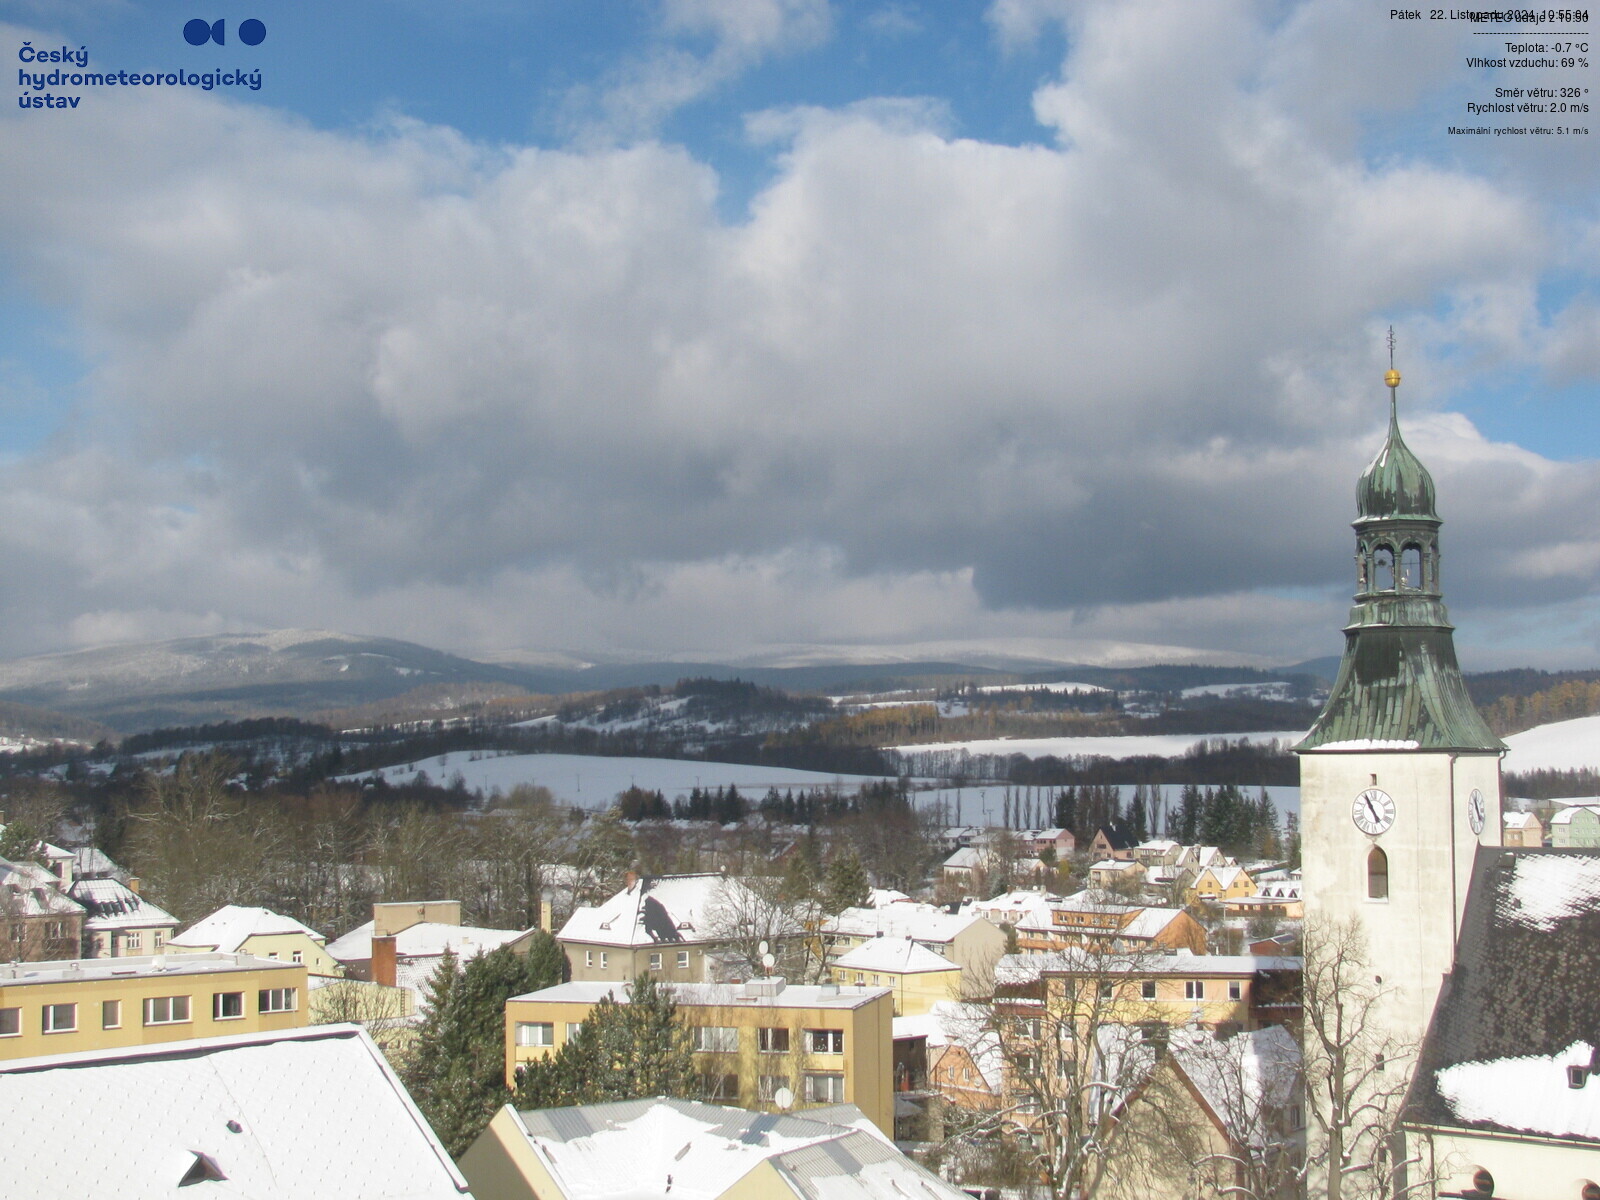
left=401, top=934, right=567, bottom=1157
left=513, top=974, right=697, bottom=1110
left=822, top=851, right=871, bottom=913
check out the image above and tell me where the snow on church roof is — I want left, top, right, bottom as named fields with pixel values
left=1437, top=1041, right=1600, bottom=1141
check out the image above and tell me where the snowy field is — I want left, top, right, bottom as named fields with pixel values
left=887, top=731, right=1307, bottom=761
left=1502, top=715, right=1600, bottom=774
left=339, top=752, right=891, bottom=806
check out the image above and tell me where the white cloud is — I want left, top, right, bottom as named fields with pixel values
left=0, top=2, right=1597, bottom=667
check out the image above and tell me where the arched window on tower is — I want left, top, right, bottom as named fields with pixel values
left=1400, top=545, right=1422, bottom=590
left=1373, top=546, right=1396, bottom=591
left=1367, top=846, right=1389, bottom=900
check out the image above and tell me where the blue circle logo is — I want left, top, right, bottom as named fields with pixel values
left=239, top=19, right=266, bottom=46
left=183, top=18, right=265, bottom=46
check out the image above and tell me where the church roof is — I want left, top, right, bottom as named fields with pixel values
left=1356, top=393, right=1437, bottom=523
left=1296, top=626, right=1503, bottom=752
left=1407, top=848, right=1600, bottom=1143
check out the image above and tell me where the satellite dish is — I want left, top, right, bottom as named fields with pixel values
left=773, top=1086, right=794, bottom=1110
left=758, top=941, right=770, bottom=956
left=762, top=953, right=776, bottom=970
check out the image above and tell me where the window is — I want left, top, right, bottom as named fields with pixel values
left=142, top=996, right=190, bottom=1025
left=676, top=951, right=689, bottom=969
left=266, top=952, right=279, bottom=960
left=693, top=1026, right=739, bottom=1053
left=585, top=950, right=594, bottom=968
left=565, top=1022, right=583, bottom=1042
left=1228, top=980, right=1243, bottom=1001
left=599, top=952, right=608, bottom=969
left=516, top=1022, right=555, bottom=1047
left=42, top=1003, right=77, bottom=1033
left=102, top=1000, right=121, bottom=1029
left=291, top=950, right=303, bottom=964
left=152, top=931, right=164, bottom=949
left=1400, top=545, right=1422, bottom=590
left=213, top=992, right=245, bottom=1020
left=854, top=973, right=865, bottom=985
left=258, top=988, right=297, bottom=1014
left=803, top=1072, right=845, bottom=1103
left=1373, top=545, right=1395, bottom=591
left=1141, top=980, right=1157, bottom=1000
left=759, top=1026, right=791, bottom=1053
left=806, top=1028, right=844, bottom=1054
left=1185, top=981, right=1204, bottom=1001
left=649, top=952, right=662, bottom=970
left=700, top=1072, right=738, bottom=1101
left=759, top=1074, right=790, bottom=1101
left=1099, top=981, right=1115, bottom=1000
left=0, top=1007, right=20, bottom=1036
left=1368, top=847, right=1389, bottom=900
left=124, top=931, right=142, bottom=951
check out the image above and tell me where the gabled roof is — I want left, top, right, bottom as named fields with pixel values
left=824, top=903, right=991, bottom=946
left=557, top=873, right=740, bottom=948
left=1408, top=848, right=1600, bottom=1143
left=834, top=936, right=958, bottom=975
left=0, top=857, right=84, bottom=917
left=1093, top=822, right=1137, bottom=851
left=66, top=878, right=177, bottom=930
left=170, top=904, right=326, bottom=953
left=0, top=1025, right=469, bottom=1198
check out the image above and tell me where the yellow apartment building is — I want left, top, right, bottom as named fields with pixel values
left=830, top=935, right=962, bottom=1017
left=0, top=951, right=307, bottom=1061
left=503, top=978, right=894, bottom=1135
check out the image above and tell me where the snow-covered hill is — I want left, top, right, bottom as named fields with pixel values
left=1502, top=715, right=1600, bottom=774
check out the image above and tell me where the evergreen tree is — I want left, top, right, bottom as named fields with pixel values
left=822, top=852, right=871, bottom=913
left=402, top=934, right=568, bottom=1157
left=513, top=973, right=697, bottom=1110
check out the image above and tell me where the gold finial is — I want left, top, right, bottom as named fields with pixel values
left=1384, top=326, right=1401, bottom=389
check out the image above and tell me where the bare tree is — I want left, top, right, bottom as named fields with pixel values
left=701, top=875, right=823, bottom=983
left=945, top=945, right=1198, bottom=1200
left=1300, top=916, right=1435, bottom=1200
left=311, top=978, right=415, bottom=1060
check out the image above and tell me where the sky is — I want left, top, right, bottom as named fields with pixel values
left=1, top=0, right=1599, bottom=672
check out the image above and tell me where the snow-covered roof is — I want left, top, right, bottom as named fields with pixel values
left=1410, top=848, right=1600, bottom=1143
left=499, top=1097, right=968, bottom=1200
left=1165, top=1025, right=1301, bottom=1147
left=0, top=858, right=83, bottom=917
left=834, top=937, right=958, bottom=975
left=1199, top=865, right=1249, bottom=889
left=71, top=846, right=121, bottom=879
left=557, top=873, right=738, bottom=948
left=1502, top=812, right=1539, bottom=829
left=824, top=903, right=990, bottom=946
left=0, top=951, right=300, bottom=989
left=66, top=878, right=177, bottom=930
left=893, top=1001, right=1005, bottom=1094
left=1136, top=839, right=1180, bottom=853
left=1547, top=805, right=1600, bottom=826
left=326, top=919, right=530, bottom=964
left=170, top=905, right=327, bottom=953
left=0, top=1025, right=468, bottom=1198
left=510, top=979, right=891, bottom=1011
left=942, top=847, right=984, bottom=870
left=1436, top=1041, right=1600, bottom=1141
left=865, top=888, right=910, bottom=908
left=1090, top=859, right=1140, bottom=873
left=994, top=949, right=1299, bottom=985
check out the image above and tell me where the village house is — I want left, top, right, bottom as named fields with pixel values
left=1500, top=809, right=1544, bottom=847
left=169, top=904, right=344, bottom=977
left=1549, top=803, right=1600, bottom=848
left=557, top=872, right=760, bottom=984
left=1014, top=892, right=1207, bottom=956
left=821, top=902, right=1006, bottom=998
left=328, top=900, right=539, bottom=1009
left=830, top=935, right=962, bottom=1016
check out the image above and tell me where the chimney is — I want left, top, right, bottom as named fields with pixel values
left=371, top=935, right=398, bottom=987
left=625, top=870, right=639, bottom=892
left=127, top=877, right=142, bottom=895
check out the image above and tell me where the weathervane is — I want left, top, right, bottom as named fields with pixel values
left=1385, top=326, right=1401, bottom=390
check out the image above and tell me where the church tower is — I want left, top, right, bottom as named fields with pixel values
left=1296, top=358, right=1504, bottom=1047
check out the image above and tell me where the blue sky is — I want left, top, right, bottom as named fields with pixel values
left=1, top=0, right=1598, bottom=669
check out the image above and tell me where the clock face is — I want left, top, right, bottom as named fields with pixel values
left=1352, top=788, right=1396, bottom=836
left=1468, top=788, right=1486, bottom=836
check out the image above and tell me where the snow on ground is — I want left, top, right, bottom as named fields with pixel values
left=888, top=731, right=1306, bottom=761
left=1179, top=682, right=1295, bottom=699
left=1502, top=714, right=1600, bottom=773
left=339, top=752, right=891, bottom=807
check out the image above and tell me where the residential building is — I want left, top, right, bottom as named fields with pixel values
left=67, top=877, right=178, bottom=958
left=460, top=1097, right=969, bottom=1200
left=1088, top=822, right=1138, bottom=861
left=893, top=1001, right=1002, bottom=1114
left=1088, top=858, right=1146, bottom=892
left=830, top=935, right=962, bottom=1016
left=1131, top=839, right=1183, bottom=868
left=504, top=977, right=894, bottom=1135
left=0, top=1024, right=471, bottom=1198
left=558, top=872, right=754, bottom=984
left=959, top=890, right=1054, bottom=932
left=1185, top=862, right=1256, bottom=905
left=328, top=900, right=539, bottom=1009
left=0, top=951, right=306, bottom=1061
left=996, top=949, right=1302, bottom=1033
left=1500, top=809, right=1544, bottom=847
left=169, top=904, right=344, bottom=976
left=1017, top=827, right=1076, bottom=858
left=0, top=856, right=84, bottom=961
left=1223, top=878, right=1304, bottom=921
left=821, top=902, right=1006, bottom=998
left=1550, top=804, right=1600, bottom=848
left=1014, top=892, right=1206, bottom=956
